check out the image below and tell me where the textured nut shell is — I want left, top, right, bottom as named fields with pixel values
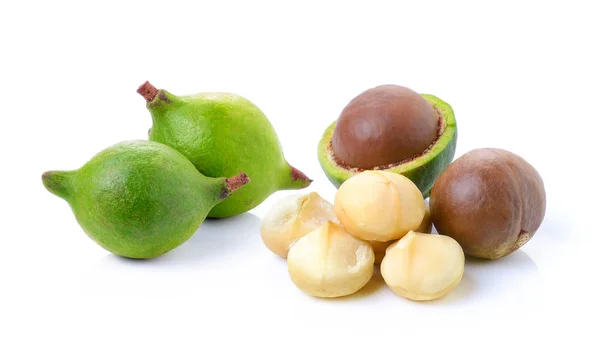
left=381, top=231, right=464, bottom=301
left=334, top=171, right=426, bottom=242
left=287, top=221, right=375, bottom=298
left=331, top=85, right=439, bottom=169
left=260, top=192, right=338, bottom=258
left=430, top=148, right=546, bottom=259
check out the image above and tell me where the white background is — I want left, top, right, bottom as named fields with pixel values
left=2, top=0, right=598, bottom=348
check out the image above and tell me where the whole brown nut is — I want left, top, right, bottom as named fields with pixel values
left=331, top=85, right=439, bottom=169
left=430, top=148, right=546, bottom=259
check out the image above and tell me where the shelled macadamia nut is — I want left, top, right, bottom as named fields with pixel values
left=287, top=221, right=375, bottom=298
left=381, top=231, right=464, bottom=301
left=334, top=171, right=426, bottom=242
left=260, top=192, right=339, bottom=258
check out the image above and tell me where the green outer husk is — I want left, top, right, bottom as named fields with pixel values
left=317, top=94, right=457, bottom=198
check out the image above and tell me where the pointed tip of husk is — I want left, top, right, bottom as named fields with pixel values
left=283, top=165, right=312, bottom=189
left=42, top=170, right=74, bottom=200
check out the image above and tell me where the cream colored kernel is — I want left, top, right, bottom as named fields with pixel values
left=260, top=192, right=338, bottom=258
left=334, top=170, right=426, bottom=242
left=287, top=221, right=375, bottom=298
left=381, top=231, right=464, bottom=301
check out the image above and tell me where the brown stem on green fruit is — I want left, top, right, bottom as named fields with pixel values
left=223, top=173, right=250, bottom=197
left=137, top=81, right=158, bottom=102
left=291, top=166, right=312, bottom=183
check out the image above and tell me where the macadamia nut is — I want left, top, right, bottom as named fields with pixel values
left=261, top=192, right=339, bottom=258
left=287, top=221, right=375, bottom=298
left=334, top=171, right=426, bottom=242
left=381, top=231, right=464, bottom=301
left=430, top=148, right=546, bottom=259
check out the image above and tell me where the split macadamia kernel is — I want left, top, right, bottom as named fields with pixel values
left=334, top=170, right=426, bottom=242
left=381, top=231, right=464, bottom=301
left=260, top=192, right=338, bottom=258
left=287, top=221, right=375, bottom=298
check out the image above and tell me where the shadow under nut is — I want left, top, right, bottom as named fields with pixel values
left=331, top=85, right=439, bottom=169
left=430, top=148, right=546, bottom=259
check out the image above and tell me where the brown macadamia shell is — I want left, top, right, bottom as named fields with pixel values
left=331, top=85, right=439, bottom=169
left=430, top=148, right=546, bottom=259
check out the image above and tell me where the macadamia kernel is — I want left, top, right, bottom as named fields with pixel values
left=260, top=192, right=339, bottom=258
left=287, top=221, right=375, bottom=298
left=334, top=171, right=426, bottom=242
left=381, top=231, right=464, bottom=301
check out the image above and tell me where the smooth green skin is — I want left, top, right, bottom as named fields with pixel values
left=145, top=90, right=311, bottom=218
left=318, top=94, right=457, bottom=198
left=42, top=140, right=233, bottom=259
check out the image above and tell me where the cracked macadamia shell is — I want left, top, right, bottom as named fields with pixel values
left=334, top=170, right=426, bottom=242
left=430, top=148, right=546, bottom=260
left=287, top=221, right=375, bottom=298
left=260, top=192, right=338, bottom=258
left=381, top=231, right=465, bottom=301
